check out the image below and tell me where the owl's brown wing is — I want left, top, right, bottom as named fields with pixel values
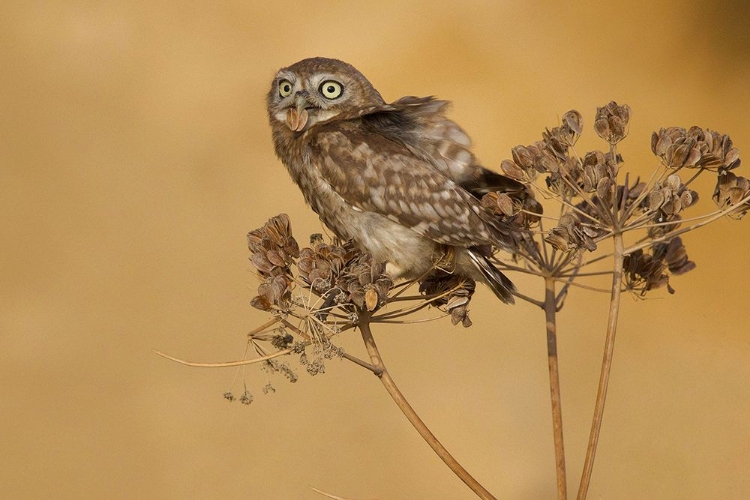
left=309, top=121, right=516, bottom=249
left=366, top=96, right=527, bottom=198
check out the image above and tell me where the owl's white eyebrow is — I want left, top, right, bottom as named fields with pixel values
left=276, top=72, right=297, bottom=83
left=310, top=74, right=344, bottom=87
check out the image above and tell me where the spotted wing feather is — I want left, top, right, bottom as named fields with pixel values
left=309, top=121, right=507, bottom=248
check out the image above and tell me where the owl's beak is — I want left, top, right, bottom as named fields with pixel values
left=285, top=95, right=310, bottom=132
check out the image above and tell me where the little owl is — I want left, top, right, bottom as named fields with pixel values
left=267, top=57, right=531, bottom=303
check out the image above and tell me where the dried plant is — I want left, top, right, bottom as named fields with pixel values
left=157, top=102, right=747, bottom=500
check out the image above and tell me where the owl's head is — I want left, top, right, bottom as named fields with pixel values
left=268, top=57, right=385, bottom=133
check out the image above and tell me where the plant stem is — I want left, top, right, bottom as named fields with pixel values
left=358, top=317, right=496, bottom=500
left=576, top=232, right=625, bottom=500
left=544, top=278, right=568, bottom=500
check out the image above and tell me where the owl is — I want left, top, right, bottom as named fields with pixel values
left=267, top=57, right=529, bottom=304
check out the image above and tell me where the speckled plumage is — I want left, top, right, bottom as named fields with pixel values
left=267, top=57, right=523, bottom=303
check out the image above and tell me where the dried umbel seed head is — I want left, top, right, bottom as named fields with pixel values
left=541, top=110, right=583, bottom=162
left=581, top=151, right=619, bottom=194
left=713, top=171, right=750, bottom=218
left=251, top=274, right=292, bottom=311
left=336, top=252, right=393, bottom=311
left=419, top=270, right=476, bottom=327
left=623, top=237, right=695, bottom=295
left=651, top=126, right=741, bottom=171
left=594, top=101, right=631, bottom=144
left=480, top=188, right=543, bottom=229
left=500, top=158, right=526, bottom=181
left=502, top=110, right=582, bottom=185
left=545, top=213, right=601, bottom=252
left=298, top=242, right=352, bottom=293
left=510, top=143, right=546, bottom=179
left=696, top=128, right=741, bottom=171
left=646, top=215, right=683, bottom=240
left=271, top=331, right=294, bottom=350
left=542, top=127, right=571, bottom=164
left=657, top=237, right=696, bottom=276
left=247, top=214, right=300, bottom=277
left=510, top=143, right=538, bottom=172
left=645, top=174, right=699, bottom=219
left=623, top=249, right=669, bottom=294
left=562, top=110, right=584, bottom=140
left=248, top=214, right=300, bottom=311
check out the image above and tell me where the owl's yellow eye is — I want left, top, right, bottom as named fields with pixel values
left=319, top=80, right=343, bottom=99
left=278, top=79, right=293, bottom=98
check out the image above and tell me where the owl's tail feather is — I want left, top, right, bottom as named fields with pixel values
left=467, top=249, right=516, bottom=304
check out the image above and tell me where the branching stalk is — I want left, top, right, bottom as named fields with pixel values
left=358, top=316, right=496, bottom=500
left=577, top=232, right=625, bottom=500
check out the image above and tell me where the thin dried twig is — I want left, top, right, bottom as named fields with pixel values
left=544, top=278, right=568, bottom=500
left=153, top=347, right=293, bottom=368
left=309, top=486, right=376, bottom=500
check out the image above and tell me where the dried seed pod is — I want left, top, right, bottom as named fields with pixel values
left=501, top=159, right=526, bottom=180
left=481, top=191, right=515, bottom=217
left=595, top=101, right=631, bottom=144
left=562, top=110, right=583, bottom=137
left=512, top=145, right=536, bottom=171
left=364, top=288, right=378, bottom=311
left=419, top=271, right=476, bottom=328
left=713, top=171, right=750, bottom=218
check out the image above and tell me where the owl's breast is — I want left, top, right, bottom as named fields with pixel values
left=278, top=141, right=438, bottom=278
left=279, top=141, right=357, bottom=237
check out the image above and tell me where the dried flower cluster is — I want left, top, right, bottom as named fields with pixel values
left=233, top=211, right=485, bottom=401
left=545, top=213, right=600, bottom=252
left=485, top=101, right=745, bottom=299
left=594, top=101, right=631, bottom=145
left=714, top=171, right=750, bottom=218
left=247, top=214, right=299, bottom=311
left=481, top=189, right=543, bottom=230
left=651, top=126, right=740, bottom=171
left=247, top=215, right=480, bottom=326
left=623, top=237, right=695, bottom=295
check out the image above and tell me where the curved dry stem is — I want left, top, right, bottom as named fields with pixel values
left=155, top=315, right=355, bottom=369
left=358, top=317, right=496, bottom=500
left=309, top=486, right=374, bottom=500
left=153, top=347, right=293, bottom=368
left=576, top=232, right=625, bottom=500
left=544, top=278, right=568, bottom=500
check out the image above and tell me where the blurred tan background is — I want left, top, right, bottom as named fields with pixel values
left=2, top=1, right=748, bottom=498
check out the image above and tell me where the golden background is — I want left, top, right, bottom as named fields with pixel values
left=2, top=1, right=748, bottom=498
